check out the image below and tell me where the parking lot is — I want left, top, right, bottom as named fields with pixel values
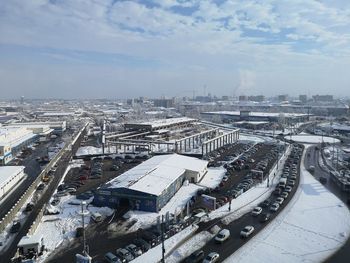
left=188, top=144, right=303, bottom=263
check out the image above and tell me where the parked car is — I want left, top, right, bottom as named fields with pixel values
left=133, top=238, right=151, bottom=252
left=285, top=186, right=293, bottom=193
left=270, top=202, right=280, bottom=212
left=203, top=252, right=220, bottom=263
left=251, top=207, right=262, bottom=216
left=280, top=191, right=288, bottom=199
left=125, top=244, right=142, bottom=257
left=37, top=183, right=45, bottom=191
left=104, top=252, right=121, bottom=263
left=259, top=199, right=270, bottom=208
left=259, top=213, right=270, bottom=223
left=116, top=248, right=134, bottom=262
left=214, top=229, right=230, bottom=243
left=185, top=249, right=204, bottom=263
left=240, top=225, right=255, bottom=238
left=275, top=197, right=284, bottom=205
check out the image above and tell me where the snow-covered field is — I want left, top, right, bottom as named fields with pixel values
left=287, top=134, right=340, bottom=144
left=225, top=146, right=350, bottom=263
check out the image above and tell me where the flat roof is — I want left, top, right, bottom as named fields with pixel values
left=126, top=117, right=197, bottom=129
left=105, top=154, right=208, bottom=196
left=18, top=234, right=43, bottom=247
left=0, top=166, right=25, bottom=189
left=203, top=111, right=310, bottom=118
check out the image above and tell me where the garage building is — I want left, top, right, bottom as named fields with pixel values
left=93, top=154, right=208, bottom=212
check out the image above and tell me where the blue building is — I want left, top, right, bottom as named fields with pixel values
left=93, top=154, right=208, bottom=212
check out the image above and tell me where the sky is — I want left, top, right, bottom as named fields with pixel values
left=0, top=0, right=350, bottom=99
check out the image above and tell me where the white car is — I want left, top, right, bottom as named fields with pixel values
left=214, top=229, right=230, bottom=243
left=275, top=197, right=284, bottom=205
left=280, top=191, right=288, bottom=199
left=240, top=225, right=255, bottom=238
left=270, top=202, right=280, bottom=212
left=251, top=207, right=262, bottom=216
left=203, top=252, right=220, bottom=263
left=285, top=186, right=293, bottom=193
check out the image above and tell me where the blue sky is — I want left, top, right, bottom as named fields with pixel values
left=0, top=0, right=350, bottom=99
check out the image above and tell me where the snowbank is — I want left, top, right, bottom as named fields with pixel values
left=287, top=134, right=339, bottom=144
left=225, top=146, right=350, bottom=263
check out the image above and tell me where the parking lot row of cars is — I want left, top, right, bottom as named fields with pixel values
left=105, top=218, right=194, bottom=263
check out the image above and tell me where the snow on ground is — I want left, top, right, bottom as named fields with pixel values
left=132, top=225, right=199, bottom=263
left=239, top=134, right=266, bottom=143
left=125, top=183, right=204, bottom=232
left=287, top=134, right=340, bottom=144
left=198, top=167, right=226, bottom=188
left=225, top=146, right=350, bottom=263
left=35, top=195, right=114, bottom=263
left=166, top=228, right=219, bottom=263
left=164, top=145, right=291, bottom=262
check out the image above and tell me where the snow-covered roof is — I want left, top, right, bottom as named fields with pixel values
left=105, top=154, right=208, bottom=196
left=18, top=234, right=43, bottom=247
left=0, top=166, right=25, bottom=189
left=126, top=117, right=196, bottom=129
left=203, top=111, right=309, bottom=118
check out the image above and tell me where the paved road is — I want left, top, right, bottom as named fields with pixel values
left=304, top=146, right=350, bottom=263
left=1, top=126, right=86, bottom=262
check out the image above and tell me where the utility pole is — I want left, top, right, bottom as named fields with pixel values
left=161, top=215, right=165, bottom=263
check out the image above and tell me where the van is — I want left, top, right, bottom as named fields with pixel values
left=91, top=212, right=102, bottom=223
left=215, top=229, right=230, bottom=243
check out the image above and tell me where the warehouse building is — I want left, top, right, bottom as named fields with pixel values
left=93, top=154, right=208, bottom=212
left=6, top=121, right=66, bottom=134
left=0, top=166, right=25, bottom=200
left=0, top=127, right=38, bottom=165
left=124, top=117, right=196, bottom=132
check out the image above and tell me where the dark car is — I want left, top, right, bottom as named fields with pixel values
left=142, top=231, right=159, bottom=247
left=259, top=200, right=270, bottom=208
left=185, top=249, right=205, bottom=263
left=24, top=203, right=34, bottom=212
left=319, top=177, right=327, bottom=184
left=10, top=222, right=21, bottom=233
left=133, top=238, right=151, bottom=252
left=259, top=213, right=270, bottom=223
left=273, top=187, right=282, bottom=196
left=37, top=183, right=45, bottom=191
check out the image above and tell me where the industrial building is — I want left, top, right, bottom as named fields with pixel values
left=6, top=121, right=67, bottom=134
left=0, top=166, right=25, bottom=200
left=124, top=117, right=196, bottom=132
left=0, top=127, right=38, bottom=165
left=201, top=111, right=310, bottom=124
left=93, top=154, right=208, bottom=212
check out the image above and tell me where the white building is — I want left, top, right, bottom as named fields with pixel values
left=0, top=166, right=25, bottom=200
left=6, top=121, right=66, bottom=134
left=0, top=127, right=37, bottom=165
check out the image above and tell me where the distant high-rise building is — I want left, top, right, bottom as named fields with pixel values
left=153, top=98, right=174, bottom=108
left=248, top=95, right=265, bottom=102
left=278, top=94, right=288, bottom=102
left=312, top=95, right=333, bottom=102
left=239, top=95, right=248, bottom=101
left=20, top=96, right=24, bottom=105
left=299, top=95, right=307, bottom=103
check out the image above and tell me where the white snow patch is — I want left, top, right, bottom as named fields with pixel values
left=288, top=135, right=340, bottom=144
left=199, top=167, right=226, bottom=188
